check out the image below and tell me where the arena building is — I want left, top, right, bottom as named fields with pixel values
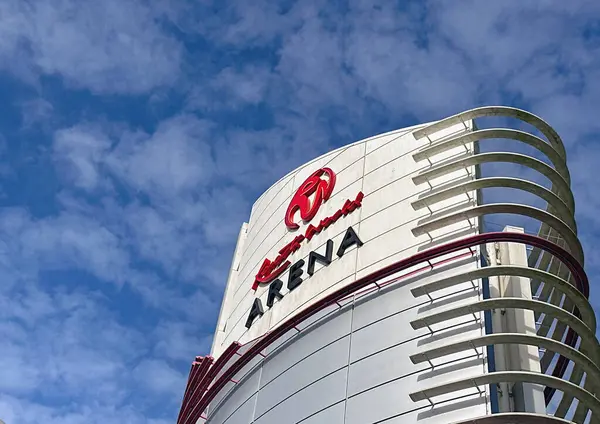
left=176, top=106, right=599, bottom=424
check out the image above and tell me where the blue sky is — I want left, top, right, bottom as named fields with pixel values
left=1, top=1, right=600, bottom=423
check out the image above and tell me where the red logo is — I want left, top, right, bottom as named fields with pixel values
left=285, top=168, right=336, bottom=230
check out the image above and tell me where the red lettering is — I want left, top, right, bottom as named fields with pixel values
left=253, top=191, right=364, bottom=291
left=354, top=191, right=364, bottom=205
left=319, top=216, right=334, bottom=229
left=253, top=258, right=291, bottom=290
left=278, top=243, right=293, bottom=258
left=331, top=209, right=343, bottom=223
left=341, top=199, right=353, bottom=215
left=305, top=224, right=319, bottom=241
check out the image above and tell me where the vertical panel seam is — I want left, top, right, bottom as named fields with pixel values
left=342, top=301, right=355, bottom=424
left=342, top=138, right=368, bottom=424
left=250, top=361, right=264, bottom=424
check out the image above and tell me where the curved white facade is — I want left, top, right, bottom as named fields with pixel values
left=213, top=118, right=479, bottom=353
left=177, top=107, right=599, bottom=424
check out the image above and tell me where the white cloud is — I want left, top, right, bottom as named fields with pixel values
left=19, top=98, right=54, bottom=130
left=49, top=115, right=230, bottom=283
left=0, top=0, right=182, bottom=94
left=187, top=65, right=273, bottom=110
left=153, top=321, right=212, bottom=362
left=133, top=359, right=185, bottom=396
left=2, top=209, right=131, bottom=284
left=0, top=393, right=171, bottom=424
left=107, top=115, right=215, bottom=198
left=53, top=125, right=113, bottom=191
left=0, top=286, right=166, bottom=423
left=0, top=342, right=41, bottom=393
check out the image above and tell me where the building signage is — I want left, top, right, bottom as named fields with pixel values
left=246, top=167, right=366, bottom=328
left=245, top=226, right=363, bottom=328
left=252, top=190, right=364, bottom=290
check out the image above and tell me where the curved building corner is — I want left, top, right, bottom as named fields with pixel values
left=176, top=106, right=599, bottom=424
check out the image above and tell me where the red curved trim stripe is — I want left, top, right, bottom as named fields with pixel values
left=176, top=360, right=199, bottom=424
left=179, top=343, right=240, bottom=424
left=177, top=357, right=212, bottom=424
left=179, top=232, right=589, bottom=423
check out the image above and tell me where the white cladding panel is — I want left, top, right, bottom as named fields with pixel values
left=206, top=121, right=489, bottom=424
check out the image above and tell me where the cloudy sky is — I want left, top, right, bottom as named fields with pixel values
left=1, top=1, right=600, bottom=423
